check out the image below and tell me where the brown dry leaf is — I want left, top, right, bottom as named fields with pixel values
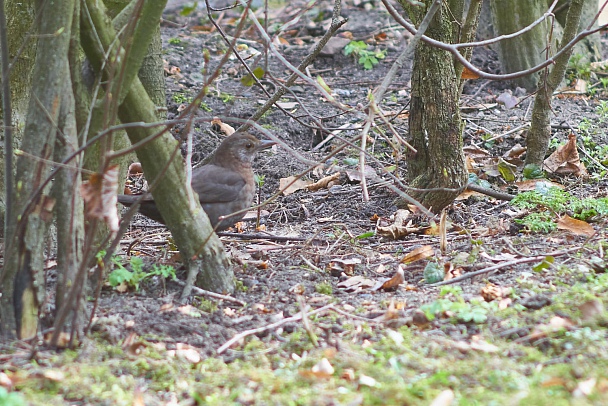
left=345, top=165, right=377, bottom=183
left=463, top=144, right=491, bottom=159
left=377, top=209, right=418, bottom=239
left=373, top=266, right=405, bottom=291
left=279, top=176, right=312, bottom=195
left=401, top=245, right=434, bottom=264
left=444, top=263, right=462, bottom=280
left=461, top=66, right=480, bottom=79
left=210, top=118, right=236, bottom=136
left=336, top=275, right=375, bottom=292
left=307, top=172, right=340, bottom=191
left=578, top=299, right=604, bottom=322
left=329, top=257, right=361, bottom=276
left=557, top=215, right=595, bottom=237
left=44, top=331, right=71, bottom=348
left=543, top=133, right=589, bottom=177
left=541, top=377, right=568, bottom=387
left=529, top=316, right=576, bottom=340
left=504, top=143, right=526, bottom=159
left=514, top=179, right=564, bottom=191
left=480, top=283, right=511, bottom=302
left=80, top=165, right=119, bottom=234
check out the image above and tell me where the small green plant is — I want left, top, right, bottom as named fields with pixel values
left=254, top=174, right=265, bottom=188
left=566, top=54, right=591, bottom=84
left=199, top=101, right=212, bottom=112
left=344, top=41, right=386, bottom=70
left=219, top=92, right=235, bottom=103
left=0, top=387, right=26, bottom=406
left=420, top=297, right=496, bottom=324
left=511, top=187, right=608, bottom=233
left=172, top=93, right=192, bottom=104
left=108, top=257, right=176, bottom=291
left=315, top=281, right=333, bottom=295
left=198, top=298, right=218, bottom=313
left=168, top=37, right=182, bottom=46
left=235, top=279, right=248, bottom=292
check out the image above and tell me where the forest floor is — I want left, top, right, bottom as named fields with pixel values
left=6, top=1, right=608, bottom=405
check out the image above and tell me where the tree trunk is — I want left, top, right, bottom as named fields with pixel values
left=526, top=0, right=585, bottom=167
left=396, top=0, right=468, bottom=213
left=490, top=0, right=552, bottom=90
left=0, top=0, right=75, bottom=339
left=0, top=0, right=36, bottom=237
left=49, top=0, right=86, bottom=345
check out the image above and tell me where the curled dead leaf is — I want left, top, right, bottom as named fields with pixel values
left=307, top=172, right=340, bottom=192
left=80, top=165, right=119, bottom=234
left=543, top=133, right=588, bottom=177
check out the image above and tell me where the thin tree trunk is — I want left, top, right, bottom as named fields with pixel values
left=0, top=0, right=75, bottom=339
left=526, top=0, right=584, bottom=167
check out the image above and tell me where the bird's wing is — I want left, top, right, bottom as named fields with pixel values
left=190, top=164, right=247, bottom=203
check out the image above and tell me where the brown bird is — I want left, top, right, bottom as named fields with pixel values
left=118, top=132, right=275, bottom=230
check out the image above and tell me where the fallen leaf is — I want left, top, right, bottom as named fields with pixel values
left=461, top=66, right=479, bottom=79
left=279, top=176, right=312, bottom=195
left=578, top=299, right=604, bottom=322
left=573, top=378, right=596, bottom=398
left=401, top=245, right=434, bottom=264
left=307, top=172, right=340, bottom=191
left=372, top=265, right=405, bottom=291
left=80, top=165, right=119, bottom=234
left=496, top=91, right=519, bottom=109
left=543, top=133, right=588, bottom=177
left=210, top=118, right=235, bottom=136
left=358, top=374, right=377, bottom=387
left=557, top=215, right=595, bottom=237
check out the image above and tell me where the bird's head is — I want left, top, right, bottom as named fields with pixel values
left=215, top=132, right=275, bottom=166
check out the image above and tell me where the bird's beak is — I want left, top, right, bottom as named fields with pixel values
left=257, top=139, right=276, bottom=150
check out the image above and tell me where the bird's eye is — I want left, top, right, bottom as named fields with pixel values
left=246, top=142, right=253, bottom=149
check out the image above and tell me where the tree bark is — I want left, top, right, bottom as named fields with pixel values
left=396, top=0, right=468, bottom=213
left=490, top=0, right=551, bottom=90
left=0, top=0, right=36, bottom=237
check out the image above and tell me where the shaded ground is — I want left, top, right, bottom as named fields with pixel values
left=8, top=1, right=608, bottom=405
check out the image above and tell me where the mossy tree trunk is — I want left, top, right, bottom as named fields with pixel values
left=396, top=0, right=470, bottom=213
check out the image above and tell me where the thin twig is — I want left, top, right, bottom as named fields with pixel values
left=429, top=247, right=582, bottom=287
left=217, top=304, right=334, bottom=354
left=174, top=279, right=246, bottom=306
